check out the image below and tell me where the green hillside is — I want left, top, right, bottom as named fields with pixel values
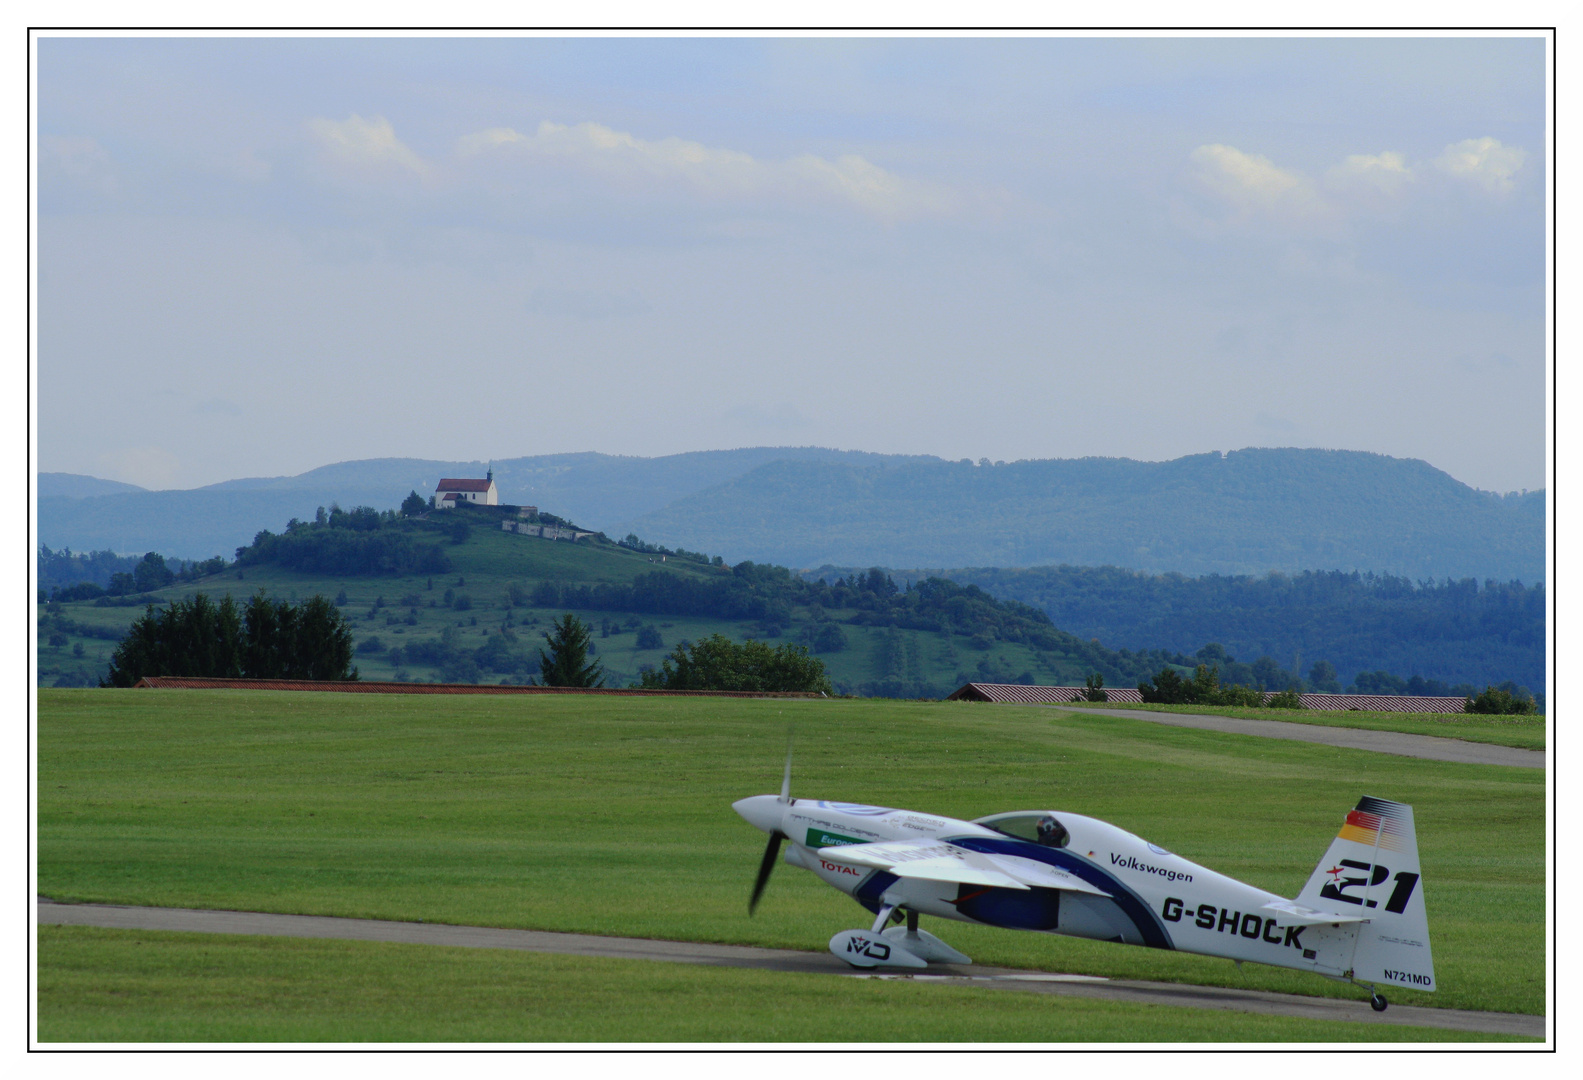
left=37, top=507, right=1192, bottom=696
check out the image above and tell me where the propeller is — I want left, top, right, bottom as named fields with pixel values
left=749, top=830, right=785, bottom=914
left=748, top=731, right=795, bottom=915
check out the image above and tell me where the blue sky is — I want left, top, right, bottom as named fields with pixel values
left=36, top=35, right=1547, bottom=492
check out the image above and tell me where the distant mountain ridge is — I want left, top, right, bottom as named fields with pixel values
left=37, top=447, right=1543, bottom=582
left=38, top=473, right=147, bottom=499
left=35, top=448, right=934, bottom=559
left=613, top=449, right=1544, bottom=582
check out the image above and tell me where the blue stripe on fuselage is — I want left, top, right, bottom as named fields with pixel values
left=853, top=870, right=901, bottom=915
left=947, top=835, right=1175, bottom=950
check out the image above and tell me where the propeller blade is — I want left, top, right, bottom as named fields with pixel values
left=779, top=734, right=793, bottom=803
left=749, top=830, right=785, bottom=914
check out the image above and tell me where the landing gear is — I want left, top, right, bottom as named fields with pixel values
left=1344, top=975, right=1389, bottom=1013
left=829, top=906, right=972, bottom=969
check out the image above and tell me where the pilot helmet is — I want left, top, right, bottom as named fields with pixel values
left=1036, top=814, right=1069, bottom=847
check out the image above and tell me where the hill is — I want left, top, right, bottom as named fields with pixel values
left=38, top=473, right=147, bottom=499
left=615, top=449, right=1545, bottom=581
left=809, top=565, right=1544, bottom=695
left=37, top=448, right=931, bottom=560
left=37, top=505, right=1199, bottom=696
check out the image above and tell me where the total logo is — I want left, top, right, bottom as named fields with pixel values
left=819, top=859, right=863, bottom=877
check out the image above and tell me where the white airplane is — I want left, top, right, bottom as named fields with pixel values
left=734, top=759, right=1434, bottom=1012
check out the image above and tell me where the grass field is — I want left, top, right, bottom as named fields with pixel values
left=1061, top=702, right=1546, bottom=752
left=36, top=688, right=1546, bottom=1039
left=37, top=927, right=1530, bottom=1043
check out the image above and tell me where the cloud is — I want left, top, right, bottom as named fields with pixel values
left=40, top=136, right=119, bottom=196
left=1189, top=143, right=1326, bottom=220
left=307, top=114, right=430, bottom=179
left=1434, top=137, right=1526, bottom=194
left=1325, top=151, right=1414, bottom=197
left=459, top=120, right=951, bottom=219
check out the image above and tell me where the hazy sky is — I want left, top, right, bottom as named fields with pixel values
left=36, top=35, right=1548, bottom=493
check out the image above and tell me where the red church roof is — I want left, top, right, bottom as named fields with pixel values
left=434, top=478, right=492, bottom=492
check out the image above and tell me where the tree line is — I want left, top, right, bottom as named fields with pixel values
left=102, top=592, right=357, bottom=686
left=906, top=565, right=1545, bottom=694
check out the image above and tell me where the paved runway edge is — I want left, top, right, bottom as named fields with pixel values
left=38, top=901, right=1543, bottom=1039
left=1054, top=706, right=1545, bottom=768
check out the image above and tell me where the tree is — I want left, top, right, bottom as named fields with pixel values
left=1465, top=685, right=1537, bottom=715
left=639, top=634, right=831, bottom=694
left=539, top=613, right=605, bottom=688
left=103, top=594, right=244, bottom=687
left=401, top=490, right=428, bottom=517
left=1082, top=672, right=1107, bottom=702
left=1251, top=655, right=1294, bottom=691
left=636, top=624, right=664, bottom=650
left=100, top=591, right=358, bottom=684
left=1139, top=666, right=1188, bottom=704
left=1307, top=660, right=1342, bottom=694
left=807, top=622, right=848, bottom=653
left=132, top=552, right=175, bottom=592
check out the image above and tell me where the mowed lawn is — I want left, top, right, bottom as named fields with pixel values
left=37, top=927, right=1530, bottom=1043
left=37, top=689, right=1545, bottom=1030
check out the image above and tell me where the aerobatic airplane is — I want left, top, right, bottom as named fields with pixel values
left=734, top=757, right=1434, bottom=1011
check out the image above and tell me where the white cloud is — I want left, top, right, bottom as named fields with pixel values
left=1434, top=137, right=1526, bottom=194
left=307, top=114, right=430, bottom=179
left=41, top=136, right=119, bottom=196
left=1189, top=144, right=1327, bottom=221
left=1325, top=151, right=1414, bottom=197
left=459, top=120, right=951, bottom=219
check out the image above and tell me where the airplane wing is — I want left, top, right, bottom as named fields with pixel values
left=820, top=839, right=1027, bottom=888
left=817, top=839, right=1110, bottom=896
left=979, top=852, right=1112, bottom=896
left=1261, top=899, right=1371, bottom=925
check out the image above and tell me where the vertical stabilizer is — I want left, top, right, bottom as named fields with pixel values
left=1296, top=797, right=1435, bottom=992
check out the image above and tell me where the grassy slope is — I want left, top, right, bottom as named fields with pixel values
left=37, top=927, right=1527, bottom=1043
left=38, top=689, right=1545, bottom=1022
left=1060, top=703, right=1546, bottom=752
left=37, top=525, right=1070, bottom=693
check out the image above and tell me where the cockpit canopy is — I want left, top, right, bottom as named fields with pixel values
left=974, top=811, right=1069, bottom=848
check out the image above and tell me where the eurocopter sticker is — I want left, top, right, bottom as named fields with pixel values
left=807, top=827, right=867, bottom=848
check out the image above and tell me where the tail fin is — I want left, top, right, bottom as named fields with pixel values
left=1296, top=797, right=1435, bottom=993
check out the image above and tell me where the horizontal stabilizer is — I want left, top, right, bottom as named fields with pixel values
left=1261, top=899, right=1370, bottom=926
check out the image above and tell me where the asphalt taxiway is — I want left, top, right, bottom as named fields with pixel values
left=38, top=899, right=1544, bottom=1039
left=1053, top=706, right=1544, bottom=768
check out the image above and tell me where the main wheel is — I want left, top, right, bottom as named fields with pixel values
left=1370, top=993, right=1388, bottom=1012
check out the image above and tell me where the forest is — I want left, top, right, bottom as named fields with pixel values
left=908, top=565, right=1544, bottom=693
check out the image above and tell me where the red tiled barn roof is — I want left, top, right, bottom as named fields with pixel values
left=434, top=478, right=492, bottom=492
left=131, top=676, right=822, bottom=699
left=947, top=683, right=1143, bottom=704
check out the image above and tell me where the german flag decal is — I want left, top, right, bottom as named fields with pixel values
left=1335, top=796, right=1411, bottom=853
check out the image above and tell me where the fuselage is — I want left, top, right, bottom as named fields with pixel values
left=734, top=794, right=1355, bottom=977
